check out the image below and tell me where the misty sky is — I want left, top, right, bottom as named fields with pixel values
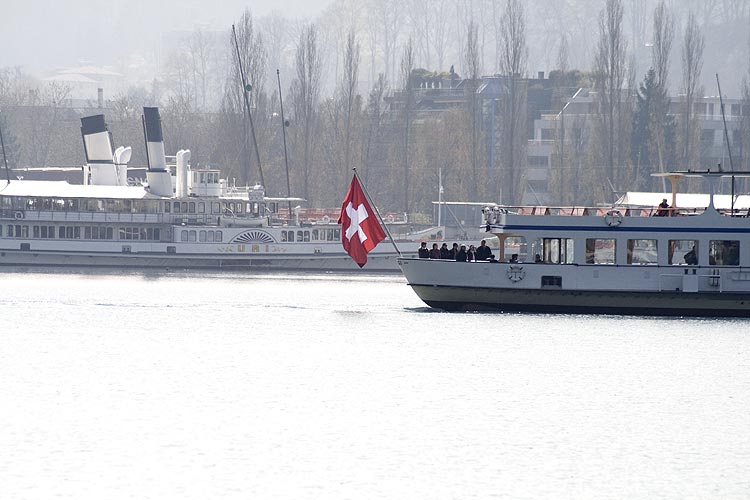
left=1, top=0, right=327, bottom=73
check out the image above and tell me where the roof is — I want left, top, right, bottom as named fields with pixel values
left=617, top=192, right=750, bottom=210
left=0, top=180, right=162, bottom=200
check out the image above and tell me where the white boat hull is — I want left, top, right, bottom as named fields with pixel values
left=398, top=258, right=750, bottom=317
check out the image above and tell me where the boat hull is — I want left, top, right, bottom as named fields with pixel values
left=408, top=284, right=750, bottom=316
left=399, top=258, right=750, bottom=317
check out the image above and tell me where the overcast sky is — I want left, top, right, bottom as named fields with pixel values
left=1, top=0, right=327, bottom=73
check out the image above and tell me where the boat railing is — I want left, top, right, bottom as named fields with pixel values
left=487, top=205, right=709, bottom=218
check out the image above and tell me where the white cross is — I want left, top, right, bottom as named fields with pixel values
left=345, top=202, right=369, bottom=243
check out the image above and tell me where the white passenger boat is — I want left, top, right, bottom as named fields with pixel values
left=398, top=171, right=750, bottom=316
left=0, top=108, right=427, bottom=271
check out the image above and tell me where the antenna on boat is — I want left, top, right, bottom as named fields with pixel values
left=716, top=74, right=736, bottom=213
left=0, top=109, right=10, bottom=184
left=276, top=69, right=293, bottom=221
left=232, top=24, right=266, bottom=189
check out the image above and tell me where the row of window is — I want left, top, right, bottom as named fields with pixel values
left=1, top=197, right=266, bottom=217
left=2, top=224, right=160, bottom=241
left=506, top=237, right=740, bottom=266
left=180, top=230, right=224, bottom=243
left=280, top=228, right=341, bottom=243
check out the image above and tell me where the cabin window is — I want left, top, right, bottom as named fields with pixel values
left=207, top=231, right=214, bottom=242
left=669, top=240, right=698, bottom=265
left=164, top=202, right=170, bottom=213
left=181, top=202, right=188, bottom=213
left=281, top=231, right=287, bottom=242
left=627, top=239, right=657, bottom=265
left=21, top=225, right=29, bottom=238
left=287, top=230, right=295, bottom=242
left=198, top=202, right=205, bottom=214
left=199, top=230, right=206, bottom=242
left=542, top=238, right=574, bottom=264
left=709, top=240, right=740, bottom=266
left=33, top=226, right=40, bottom=238
left=215, top=231, right=222, bottom=242
left=297, top=230, right=304, bottom=242
left=173, top=202, right=181, bottom=213
left=212, top=202, right=220, bottom=214
left=312, top=229, right=319, bottom=240
left=188, top=230, right=196, bottom=242
left=188, top=202, right=195, bottom=214
left=181, top=230, right=188, bottom=242
left=504, top=236, right=527, bottom=262
left=0, top=225, right=2, bottom=236
left=85, top=227, right=92, bottom=239
left=585, top=238, right=615, bottom=264
left=200, top=172, right=205, bottom=184
left=5, top=225, right=11, bottom=237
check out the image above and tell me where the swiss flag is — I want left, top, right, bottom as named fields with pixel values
left=338, top=175, right=386, bottom=267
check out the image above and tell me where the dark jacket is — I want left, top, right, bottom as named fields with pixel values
left=418, top=246, right=430, bottom=258
left=456, top=249, right=468, bottom=262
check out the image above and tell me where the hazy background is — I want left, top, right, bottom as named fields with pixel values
left=1, top=0, right=325, bottom=73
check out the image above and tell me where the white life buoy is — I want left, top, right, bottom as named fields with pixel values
left=14, top=211, right=24, bottom=220
left=604, top=209, right=623, bottom=227
left=321, top=215, right=330, bottom=224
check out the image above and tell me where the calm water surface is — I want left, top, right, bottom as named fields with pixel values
left=1, top=268, right=749, bottom=499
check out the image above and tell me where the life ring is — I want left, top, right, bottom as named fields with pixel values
left=14, top=211, right=24, bottom=220
left=604, top=209, right=623, bottom=227
left=321, top=215, right=330, bottom=224
left=385, top=214, right=395, bottom=223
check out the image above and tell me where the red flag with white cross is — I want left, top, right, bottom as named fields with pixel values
left=338, top=175, right=386, bottom=268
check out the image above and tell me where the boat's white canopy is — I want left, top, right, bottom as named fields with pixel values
left=616, top=191, right=750, bottom=210
left=0, top=180, right=161, bottom=199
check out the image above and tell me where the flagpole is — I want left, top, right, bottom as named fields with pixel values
left=352, top=168, right=402, bottom=256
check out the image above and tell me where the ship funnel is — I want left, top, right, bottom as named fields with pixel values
left=81, top=114, right=119, bottom=185
left=142, top=107, right=173, bottom=197
left=143, top=107, right=167, bottom=171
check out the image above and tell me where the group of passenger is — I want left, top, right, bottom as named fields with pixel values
left=418, top=239, right=496, bottom=262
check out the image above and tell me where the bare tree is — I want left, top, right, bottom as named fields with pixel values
left=680, top=11, right=704, bottom=169
left=593, top=0, right=628, bottom=198
left=340, top=29, right=361, bottom=193
left=464, top=20, right=483, bottom=200
left=400, top=38, right=415, bottom=213
left=290, top=23, right=322, bottom=202
left=498, top=0, right=527, bottom=204
left=650, top=0, right=674, bottom=189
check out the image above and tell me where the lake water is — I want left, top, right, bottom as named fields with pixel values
left=1, top=267, right=749, bottom=499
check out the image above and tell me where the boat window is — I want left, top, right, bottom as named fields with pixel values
left=198, top=202, right=205, bottom=214
left=181, top=202, right=188, bottom=213
left=709, top=240, right=739, bottom=266
left=207, top=231, right=214, bottom=242
left=504, top=236, right=527, bottom=262
left=281, top=231, right=287, bottom=242
left=542, top=238, right=574, bottom=264
left=541, top=276, right=563, bottom=288
left=48, top=226, right=55, bottom=238
left=200, top=172, right=206, bottom=184
left=85, top=227, right=92, bottom=239
left=627, top=239, right=657, bottom=265
left=215, top=230, right=222, bottom=242
left=212, top=202, right=220, bottom=213
left=287, top=230, right=295, bottom=242
left=335, top=229, right=341, bottom=240
left=21, top=225, right=29, bottom=238
left=165, top=202, right=170, bottom=213
left=188, top=230, right=196, bottom=242
left=74, top=227, right=80, bottom=239
left=33, top=226, right=40, bottom=238
left=58, top=227, right=64, bottom=238
left=199, top=230, right=206, bottom=242
left=585, top=238, right=615, bottom=264
left=297, top=230, right=304, bottom=242
left=668, top=240, right=698, bottom=265
left=181, top=230, right=188, bottom=242
left=312, top=229, right=319, bottom=240
left=174, top=202, right=181, bottom=213
left=0, top=225, right=2, bottom=236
